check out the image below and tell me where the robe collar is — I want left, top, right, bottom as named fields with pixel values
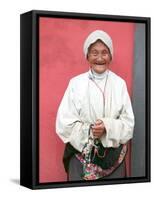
left=88, top=68, right=109, bottom=80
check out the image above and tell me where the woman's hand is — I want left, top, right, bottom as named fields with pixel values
left=91, top=119, right=106, bottom=139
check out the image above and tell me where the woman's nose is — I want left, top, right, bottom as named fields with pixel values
left=96, top=54, right=104, bottom=61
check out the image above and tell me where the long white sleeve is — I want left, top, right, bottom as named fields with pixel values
left=100, top=81, right=135, bottom=147
left=56, top=80, right=90, bottom=152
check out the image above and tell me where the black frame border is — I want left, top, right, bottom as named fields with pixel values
left=20, top=10, right=151, bottom=189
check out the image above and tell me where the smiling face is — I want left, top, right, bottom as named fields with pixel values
left=87, top=40, right=112, bottom=74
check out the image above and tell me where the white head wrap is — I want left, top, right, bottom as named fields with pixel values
left=83, top=30, right=113, bottom=59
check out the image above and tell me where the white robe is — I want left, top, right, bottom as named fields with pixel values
left=56, top=70, right=135, bottom=152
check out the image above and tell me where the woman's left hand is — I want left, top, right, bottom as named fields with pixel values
left=91, top=119, right=106, bottom=139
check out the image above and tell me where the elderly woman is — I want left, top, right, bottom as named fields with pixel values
left=56, top=30, right=135, bottom=181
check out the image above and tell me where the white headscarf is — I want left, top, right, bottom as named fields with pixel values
left=83, top=30, right=113, bottom=59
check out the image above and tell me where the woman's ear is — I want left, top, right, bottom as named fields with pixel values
left=87, top=52, right=91, bottom=61
left=109, top=53, right=112, bottom=62
left=86, top=54, right=89, bottom=60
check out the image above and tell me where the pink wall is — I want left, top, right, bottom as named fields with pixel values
left=39, top=17, right=135, bottom=183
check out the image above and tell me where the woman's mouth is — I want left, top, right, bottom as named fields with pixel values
left=95, top=63, right=106, bottom=65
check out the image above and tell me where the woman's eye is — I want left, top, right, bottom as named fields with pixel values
left=102, top=50, right=108, bottom=55
left=91, top=51, right=98, bottom=55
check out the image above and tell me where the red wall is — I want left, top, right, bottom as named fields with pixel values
left=39, top=17, right=135, bottom=183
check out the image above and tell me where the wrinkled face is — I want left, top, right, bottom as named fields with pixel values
left=87, top=40, right=112, bottom=74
